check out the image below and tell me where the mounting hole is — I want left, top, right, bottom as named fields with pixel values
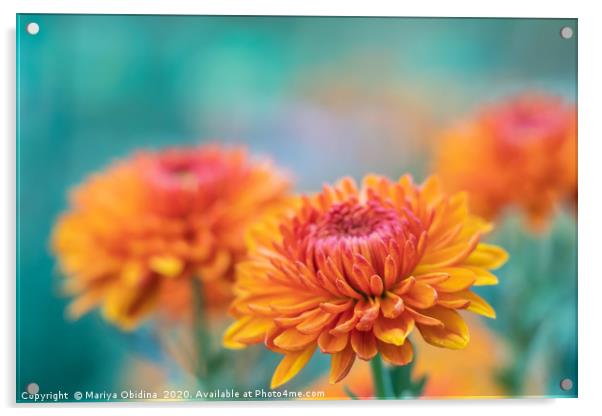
left=26, top=22, right=40, bottom=36
left=560, top=378, right=573, bottom=391
left=560, top=26, right=573, bottom=40
left=26, top=382, right=39, bottom=394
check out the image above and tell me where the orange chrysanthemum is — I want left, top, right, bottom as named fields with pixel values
left=224, top=174, right=508, bottom=388
left=435, top=93, right=577, bottom=230
left=52, top=145, right=290, bottom=330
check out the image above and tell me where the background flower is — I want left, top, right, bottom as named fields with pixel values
left=52, top=145, right=291, bottom=330
left=434, top=93, right=577, bottom=230
left=224, top=174, right=507, bottom=388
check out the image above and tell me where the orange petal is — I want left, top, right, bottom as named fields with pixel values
left=457, top=290, right=496, bottom=318
left=431, top=267, right=477, bottom=292
left=330, top=309, right=359, bottom=335
left=370, top=274, right=384, bottom=296
left=378, top=339, right=414, bottom=366
left=270, top=344, right=316, bottom=388
left=297, top=310, right=335, bottom=334
left=350, top=330, right=378, bottom=360
left=381, top=292, right=404, bottom=319
left=354, top=298, right=380, bottom=331
left=465, top=244, right=509, bottom=270
left=393, top=276, right=415, bottom=295
left=148, top=255, right=184, bottom=278
left=329, top=344, right=356, bottom=384
left=417, top=306, right=469, bottom=349
left=466, top=266, right=499, bottom=286
left=318, top=330, right=350, bottom=353
left=273, top=328, right=319, bottom=351
left=413, top=272, right=450, bottom=285
left=199, top=250, right=231, bottom=281
left=223, top=316, right=274, bottom=349
left=404, top=282, right=437, bottom=309
left=373, top=316, right=414, bottom=346
left=383, top=255, right=399, bottom=289
left=320, top=299, right=353, bottom=314
left=420, top=233, right=480, bottom=267
left=406, top=307, right=443, bottom=326
left=436, top=292, right=471, bottom=309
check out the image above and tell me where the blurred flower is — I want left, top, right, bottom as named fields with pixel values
left=52, top=145, right=291, bottom=330
left=224, top=174, right=508, bottom=388
left=311, top=317, right=508, bottom=399
left=434, top=93, right=577, bottom=230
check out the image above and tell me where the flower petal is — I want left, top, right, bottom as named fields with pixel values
left=404, top=282, right=437, bottom=309
left=270, top=344, right=316, bottom=388
left=436, top=292, right=471, bottom=309
left=350, top=330, right=378, bottom=360
left=223, top=316, right=274, bottom=349
left=457, top=290, right=496, bottom=318
left=273, top=328, right=319, bottom=351
left=381, top=291, right=404, bottom=319
left=417, top=306, right=469, bottom=349
left=329, top=344, right=356, bottom=384
left=373, top=316, right=414, bottom=346
left=354, top=298, right=380, bottom=331
left=465, top=266, right=499, bottom=286
left=318, top=330, right=349, bottom=353
left=431, top=267, right=477, bottom=292
left=465, top=243, right=509, bottom=270
left=297, top=310, right=335, bottom=334
left=378, top=339, right=414, bottom=366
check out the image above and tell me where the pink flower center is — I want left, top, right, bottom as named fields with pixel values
left=315, top=200, right=402, bottom=241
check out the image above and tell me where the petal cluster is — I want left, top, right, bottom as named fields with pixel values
left=224, top=174, right=508, bottom=388
left=52, top=145, right=290, bottom=329
left=435, top=93, right=577, bottom=229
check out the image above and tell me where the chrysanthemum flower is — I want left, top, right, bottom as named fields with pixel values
left=52, top=145, right=290, bottom=330
left=224, top=174, right=508, bottom=388
left=435, top=93, right=577, bottom=230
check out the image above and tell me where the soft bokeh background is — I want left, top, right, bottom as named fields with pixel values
left=17, top=15, right=577, bottom=400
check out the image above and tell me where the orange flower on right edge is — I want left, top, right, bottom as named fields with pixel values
left=434, top=93, right=577, bottom=230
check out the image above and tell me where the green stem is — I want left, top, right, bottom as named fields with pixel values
left=370, top=354, right=391, bottom=399
left=191, top=277, right=209, bottom=382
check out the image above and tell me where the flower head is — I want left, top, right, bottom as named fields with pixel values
left=224, top=174, right=508, bottom=388
left=435, top=93, right=577, bottom=230
left=52, top=145, right=290, bottom=330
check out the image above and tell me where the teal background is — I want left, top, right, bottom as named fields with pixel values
left=17, top=15, right=577, bottom=401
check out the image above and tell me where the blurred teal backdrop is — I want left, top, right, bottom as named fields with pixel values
left=17, top=15, right=577, bottom=400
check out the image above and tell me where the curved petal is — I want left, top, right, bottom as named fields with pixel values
left=329, top=344, right=356, bottom=384
left=373, top=316, right=414, bottom=346
left=465, top=244, right=509, bottom=270
left=457, top=290, right=496, bottom=318
left=318, top=329, right=349, bottom=353
left=273, top=328, right=319, bottom=351
left=270, top=344, right=316, bottom=388
left=378, top=339, right=414, bottom=366
left=417, top=306, right=469, bottom=349
left=431, top=267, right=477, bottom=292
left=466, top=266, right=499, bottom=286
left=223, top=316, right=274, bottom=349
left=381, top=292, right=404, bottom=319
left=404, top=282, right=437, bottom=309
left=350, top=330, right=378, bottom=360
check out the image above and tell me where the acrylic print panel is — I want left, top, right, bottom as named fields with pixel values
left=16, top=14, right=577, bottom=402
